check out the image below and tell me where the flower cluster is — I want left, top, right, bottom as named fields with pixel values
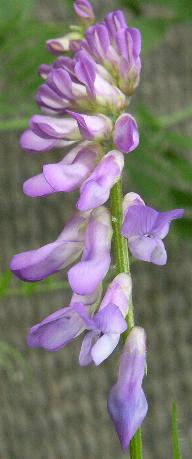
left=10, top=0, right=184, bottom=451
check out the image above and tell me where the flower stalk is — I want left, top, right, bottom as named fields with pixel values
left=110, top=179, right=143, bottom=458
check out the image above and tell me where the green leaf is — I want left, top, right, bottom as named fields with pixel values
left=172, top=402, right=182, bottom=459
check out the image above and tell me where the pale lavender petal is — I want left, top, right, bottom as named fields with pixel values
left=85, top=24, right=110, bottom=61
left=28, top=305, right=85, bottom=351
left=151, top=209, right=184, bottom=238
left=79, top=331, right=99, bottom=366
left=10, top=212, right=88, bottom=281
left=99, top=273, right=132, bottom=318
left=128, top=236, right=160, bottom=263
left=20, top=129, right=57, bottom=153
left=91, top=333, right=120, bottom=366
left=36, top=84, right=68, bottom=112
left=23, top=173, right=55, bottom=197
left=68, top=207, right=112, bottom=295
left=30, top=115, right=80, bottom=140
left=77, top=150, right=124, bottom=211
left=105, top=10, right=127, bottom=38
left=39, top=64, right=52, bottom=79
left=75, top=51, right=96, bottom=97
left=123, top=192, right=145, bottom=219
left=74, top=0, right=95, bottom=19
left=43, top=144, right=99, bottom=192
left=94, top=304, right=127, bottom=334
left=114, top=113, right=139, bottom=154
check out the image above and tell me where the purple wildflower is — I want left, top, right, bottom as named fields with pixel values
left=108, top=327, right=148, bottom=451
left=79, top=273, right=132, bottom=365
left=23, top=142, right=101, bottom=197
left=74, top=0, right=95, bottom=21
left=122, top=193, right=184, bottom=265
left=77, top=150, right=124, bottom=211
left=68, top=206, right=112, bottom=295
left=28, top=287, right=101, bottom=351
left=10, top=211, right=89, bottom=281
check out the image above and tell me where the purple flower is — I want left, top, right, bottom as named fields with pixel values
left=121, top=193, right=184, bottom=265
left=23, top=142, right=101, bottom=197
left=74, top=0, right=95, bottom=21
left=10, top=211, right=89, bottom=281
left=108, top=327, right=148, bottom=451
left=28, top=287, right=101, bottom=351
left=78, top=273, right=132, bottom=365
left=77, top=150, right=124, bottom=211
left=68, top=206, right=112, bottom=295
left=105, top=10, right=127, bottom=39
left=114, top=113, right=139, bottom=154
left=46, top=32, right=83, bottom=55
left=20, top=115, right=80, bottom=154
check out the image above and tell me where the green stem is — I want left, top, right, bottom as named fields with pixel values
left=110, top=180, right=143, bottom=459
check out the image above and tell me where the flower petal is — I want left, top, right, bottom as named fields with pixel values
left=68, top=206, right=112, bottom=295
left=28, top=305, right=85, bottom=351
left=77, top=150, right=124, bottom=211
left=94, top=304, right=127, bottom=334
left=23, top=173, right=55, bottom=197
left=114, top=113, right=139, bottom=154
left=79, top=331, right=99, bottom=366
left=74, top=0, right=95, bottom=19
left=108, top=327, right=148, bottom=451
left=20, top=129, right=58, bottom=153
left=67, top=111, right=112, bottom=141
left=91, top=333, right=120, bottom=366
left=100, top=273, right=132, bottom=318
left=44, top=144, right=99, bottom=192
left=10, top=212, right=88, bottom=281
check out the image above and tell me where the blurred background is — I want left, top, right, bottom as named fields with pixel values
left=0, top=0, right=192, bottom=457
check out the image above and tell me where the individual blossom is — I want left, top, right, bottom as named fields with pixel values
left=23, top=143, right=102, bottom=197
left=28, top=286, right=101, bottom=351
left=108, top=327, right=148, bottom=451
left=68, top=206, right=112, bottom=295
left=74, top=0, right=95, bottom=22
left=77, top=150, right=124, bottom=211
left=121, top=193, right=184, bottom=265
left=113, top=113, right=139, bottom=154
left=20, top=112, right=112, bottom=154
left=10, top=211, right=89, bottom=281
left=78, top=273, right=132, bottom=366
left=46, top=31, right=83, bottom=55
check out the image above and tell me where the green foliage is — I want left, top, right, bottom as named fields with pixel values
left=172, top=402, right=182, bottom=459
left=0, top=341, right=32, bottom=382
left=120, top=0, right=192, bottom=20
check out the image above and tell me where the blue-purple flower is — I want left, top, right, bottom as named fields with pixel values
left=122, top=193, right=184, bottom=265
left=108, top=327, right=148, bottom=451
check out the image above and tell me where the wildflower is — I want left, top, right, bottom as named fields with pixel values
left=77, top=150, right=124, bottom=211
left=28, top=287, right=101, bottom=351
left=10, top=211, right=89, bottom=281
left=79, top=273, right=132, bottom=365
left=122, top=193, right=184, bottom=265
left=108, top=327, right=148, bottom=451
left=23, top=142, right=101, bottom=197
left=74, top=0, right=95, bottom=22
left=68, top=206, right=112, bottom=295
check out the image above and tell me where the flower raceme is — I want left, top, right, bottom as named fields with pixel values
left=10, top=0, right=184, bottom=452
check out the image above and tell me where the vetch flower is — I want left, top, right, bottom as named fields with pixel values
left=20, top=115, right=81, bottom=154
left=46, top=32, right=83, bottom=55
left=77, top=150, right=124, bottom=211
left=108, top=327, right=148, bottom=451
left=121, top=193, right=184, bottom=265
left=28, top=287, right=101, bottom=351
left=74, top=0, right=95, bottom=22
left=113, top=113, right=139, bottom=154
left=23, top=142, right=101, bottom=197
left=68, top=206, right=112, bottom=295
left=78, top=273, right=132, bottom=365
left=10, top=211, right=89, bottom=281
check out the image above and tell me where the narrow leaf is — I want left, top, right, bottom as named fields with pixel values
left=172, top=402, right=182, bottom=459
